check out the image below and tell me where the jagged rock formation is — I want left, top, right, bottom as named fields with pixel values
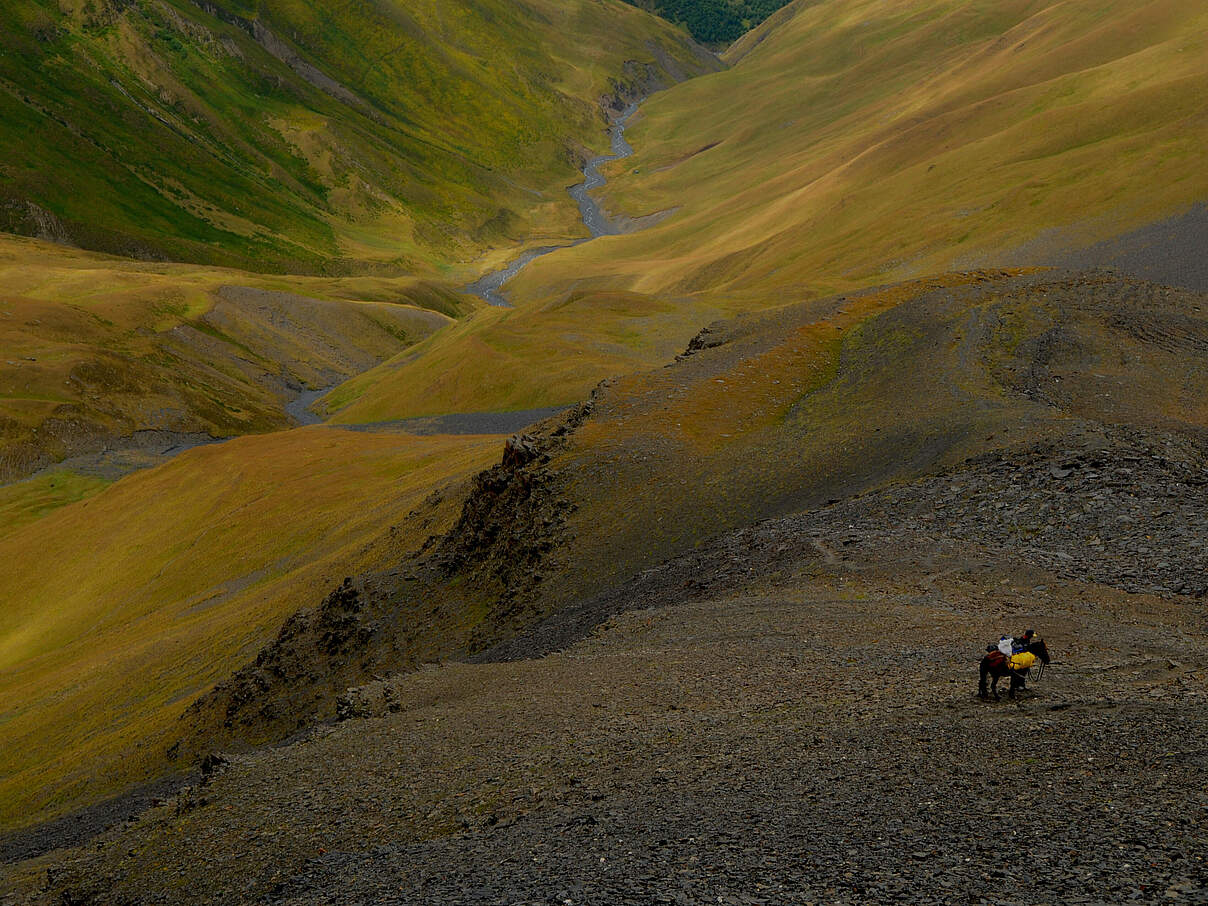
left=172, top=400, right=597, bottom=756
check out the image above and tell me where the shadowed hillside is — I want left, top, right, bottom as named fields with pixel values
left=0, top=0, right=714, bottom=273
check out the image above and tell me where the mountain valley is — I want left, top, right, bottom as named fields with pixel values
left=2, top=0, right=1207, bottom=902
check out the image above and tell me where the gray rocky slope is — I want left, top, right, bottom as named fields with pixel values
left=4, top=269, right=1208, bottom=904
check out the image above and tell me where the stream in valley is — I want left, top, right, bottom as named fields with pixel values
left=279, top=101, right=645, bottom=424
left=463, top=100, right=642, bottom=307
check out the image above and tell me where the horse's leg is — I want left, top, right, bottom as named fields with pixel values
left=979, top=660, right=989, bottom=699
left=990, top=671, right=1001, bottom=701
left=1009, top=671, right=1023, bottom=699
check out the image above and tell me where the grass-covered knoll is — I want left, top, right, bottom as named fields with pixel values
left=0, top=426, right=502, bottom=829
left=327, top=0, right=1208, bottom=425
left=0, top=236, right=467, bottom=481
left=0, top=470, right=110, bottom=537
left=0, top=0, right=708, bottom=274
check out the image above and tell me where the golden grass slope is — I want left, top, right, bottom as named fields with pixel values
left=0, top=235, right=468, bottom=480
left=0, top=426, right=501, bottom=829
left=520, top=0, right=1208, bottom=300
left=327, top=0, right=1208, bottom=425
left=323, top=289, right=743, bottom=423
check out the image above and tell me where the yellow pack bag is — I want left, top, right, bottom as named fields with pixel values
left=1009, top=651, right=1037, bottom=671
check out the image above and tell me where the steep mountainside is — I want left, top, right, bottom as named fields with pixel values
left=174, top=269, right=1208, bottom=760
left=323, top=0, right=1208, bottom=424
left=10, top=267, right=1208, bottom=902
left=0, top=0, right=713, bottom=273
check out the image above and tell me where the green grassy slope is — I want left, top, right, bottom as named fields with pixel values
left=0, top=0, right=709, bottom=274
left=0, top=427, right=502, bottom=828
left=0, top=470, right=111, bottom=537
left=327, top=0, right=1208, bottom=423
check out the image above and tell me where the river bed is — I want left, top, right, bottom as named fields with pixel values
left=463, top=100, right=642, bottom=308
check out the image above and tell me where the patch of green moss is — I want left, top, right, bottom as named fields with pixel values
left=0, top=470, right=112, bottom=537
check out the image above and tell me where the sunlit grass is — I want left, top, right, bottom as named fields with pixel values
left=0, top=470, right=111, bottom=538
left=0, top=426, right=501, bottom=828
left=328, top=0, right=1207, bottom=425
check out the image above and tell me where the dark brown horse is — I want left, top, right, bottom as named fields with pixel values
left=978, top=637, right=1050, bottom=700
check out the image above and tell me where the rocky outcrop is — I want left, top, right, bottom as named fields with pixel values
left=172, top=399, right=597, bottom=757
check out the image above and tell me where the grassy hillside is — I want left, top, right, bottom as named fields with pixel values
left=0, top=235, right=469, bottom=481
left=525, top=0, right=1208, bottom=300
left=323, top=289, right=739, bottom=423
left=0, top=426, right=502, bottom=828
left=0, top=0, right=709, bottom=274
left=176, top=269, right=1208, bottom=786
left=326, top=0, right=1208, bottom=424
left=0, top=469, right=111, bottom=537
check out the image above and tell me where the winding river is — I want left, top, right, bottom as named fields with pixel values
left=463, top=100, right=642, bottom=307
left=284, top=102, right=645, bottom=425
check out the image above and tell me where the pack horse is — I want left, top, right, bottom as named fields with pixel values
left=978, top=635, right=1050, bottom=700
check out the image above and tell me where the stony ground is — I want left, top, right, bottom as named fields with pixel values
left=7, top=266, right=1208, bottom=904
left=6, top=425, right=1206, bottom=905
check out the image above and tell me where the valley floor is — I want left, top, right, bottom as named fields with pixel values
left=10, top=428, right=1207, bottom=904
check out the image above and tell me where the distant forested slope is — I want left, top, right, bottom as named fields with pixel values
left=623, top=0, right=793, bottom=44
